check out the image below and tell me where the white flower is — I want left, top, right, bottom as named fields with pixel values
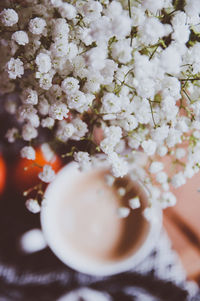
left=7, top=58, right=24, bottom=79
left=29, top=17, right=46, bottom=35
left=41, top=117, right=55, bottom=128
left=111, top=39, right=132, bottom=64
left=20, top=146, right=35, bottom=160
left=56, top=121, right=75, bottom=142
left=151, top=125, right=169, bottom=142
left=166, top=128, right=182, bottom=148
left=117, top=207, right=130, bottom=218
left=185, top=0, right=200, bottom=18
left=4, top=97, right=17, bottom=114
left=36, top=72, right=53, bottom=90
left=21, top=88, right=38, bottom=105
left=160, top=46, right=181, bottom=74
left=5, top=127, right=18, bottom=143
left=101, top=93, right=121, bottom=114
left=12, top=31, right=29, bottom=45
left=38, top=98, right=49, bottom=116
left=143, top=207, right=154, bottom=222
left=143, top=0, right=165, bottom=13
left=171, top=172, right=186, bottom=188
left=25, top=199, right=41, bottom=214
left=52, top=18, right=69, bottom=42
left=161, top=192, right=176, bottom=208
left=41, top=143, right=55, bottom=162
left=50, top=0, right=62, bottom=7
left=108, top=152, right=128, bottom=178
left=76, top=0, right=102, bottom=21
left=175, top=148, right=186, bottom=159
left=22, top=123, right=38, bottom=141
left=100, top=126, right=122, bottom=154
left=58, top=3, right=77, bottom=20
left=138, top=17, right=171, bottom=46
left=117, top=187, right=126, bottom=196
left=149, top=161, right=164, bottom=174
left=61, top=77, right=80, bottom=95
left=38, top=164, right=55, bottom=183
left=67, top=91, right=94, bottom=113
left=141, top=139, right=157, bottom=156
left=71, top=118, right=88, bottom=140
left=129, top=196, right=141, bottom=209
left=119, top=115, right=138, bottom=132
left=157, top=145, right=168, bottom=157
left=156, top=171, right=168, bottom=184
left=74, top=151, right=92, bottom=171
left=0, top=8, right=18, bottom=27
left=104, top=174, right=115, bottom=186
left=35, top=53, right=52, bottom=73
left=49, top=102, right=69, bottom=120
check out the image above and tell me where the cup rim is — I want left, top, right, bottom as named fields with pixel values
left=40, top=162, right=162, bottom=276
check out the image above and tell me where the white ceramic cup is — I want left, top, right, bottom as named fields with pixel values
left=40, top=162, right=162, bottom=276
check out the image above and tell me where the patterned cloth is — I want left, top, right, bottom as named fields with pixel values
left=0, top=227, right=199, bottom=301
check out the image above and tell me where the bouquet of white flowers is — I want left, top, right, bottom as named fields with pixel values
left=1, top=0, right=200, bottom=213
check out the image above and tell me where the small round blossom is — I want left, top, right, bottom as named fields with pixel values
left=38, top=164, right=55, bottom=183
left=38, top=98, right=49, bottom=116
left=29, top=17, right=46, bottom=35
left=21, top=88, right=38, bottom=105
left=171, top=172, right=186, bottom=188
left=0, top=8, right=18, bottom=27
left=149, top=162, right=164, bottom=174
left=7, top=58, right=24, bottom=79
left=49, top=102, right=69, bottom=120
left=175, top=148, right=186, bottom=159
left=20, top=229, right=46, bottom=253
left=161, top=192, right=177, bottom=208
left=156, top=171, right=168, bottom=184
left=108, top=152, right=128, bottom=178
left=56, top=121, right=75, bottom=142
left=141, top=140, right=157, bottom=156
left=5, top=127, right=18, bottom=143
left=12, top=31, right=29, bottom=45
left=61, top=77, right=80, bottom=96
left=25, top=199, right=41, bottom=214
left=117, top=207, right=130, bottom=218
left=35, top=53, right=52, bottom=73
left=4, top=97, right=17, bottom=114
left=22, top=123, right=38, bottom=141
left=20, top=146, right=35, bottom=160
left=58, top=3, right=77, bottom=20
left=129, top=196, right=141, bottom=209
left=74, top=151, right=92, bottom=171
left=41, top=117, right=55, bottom=128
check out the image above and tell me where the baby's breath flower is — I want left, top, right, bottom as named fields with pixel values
left=20, top=146, right=35, bottom=160
left=29, top=17, right=46, bottom=35
left=5, top=127, right=19, bottom=143
left=0, top=8, right=18, bottom=27
left=25, top=199, right=41, bottom=214
left=35, top=53, right=52, bottom=73
left=7, top=58, right=24, bottom=79
left=12, top=31, right=29, bottom=46
left=117, top=207, right=130, bottom=218
left=129, top=196, right=141, bottom=209
left=74, top=151, right=91, bottom=171
left=38, top=164, right=55, bottom=183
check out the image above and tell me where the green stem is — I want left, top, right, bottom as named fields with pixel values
left=148, top=99, right=157, bottom=128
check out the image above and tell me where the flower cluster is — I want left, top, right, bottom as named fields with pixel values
left=2, top=0, right=200, bottom=211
